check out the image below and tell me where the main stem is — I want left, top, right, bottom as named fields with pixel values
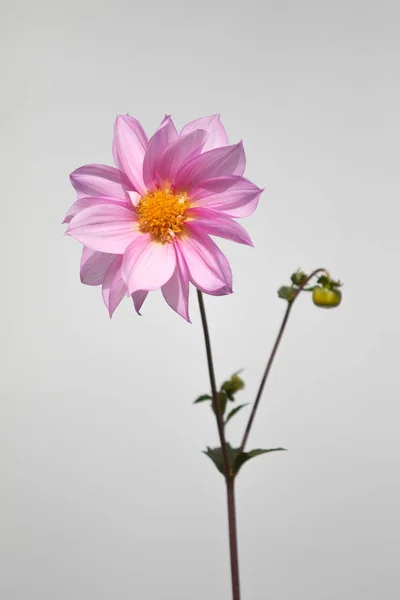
left=197, top=290, right=241, bottom=600
left=226, top=478, right=241, bottom=600
left=196, top=291, right=230, bottom=475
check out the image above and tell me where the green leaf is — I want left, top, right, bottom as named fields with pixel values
left=234, top=448, right=286, bottom=474
left=203, top=443, right=237, bottom=475
left=193, top=394, right=212, bottom=404
left=203, top=446, right=224, bottom=474
left=317, top=274, right=342, bottom=290
left=225, top=403, right=250, bottom=424
left=278, top=286, right=296, bottom=302
left=317, top=274, right=330, bottom=287
left=223, top=387, right=235, bottom=401
left=203, top=444, right=286, bottom=478
left=219, top=391, right=228, bottom=415
left=211, top=391, right=229, bottom=416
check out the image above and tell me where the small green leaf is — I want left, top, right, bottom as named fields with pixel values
left=317, top=274, right=330, bottom=287
left=225, top=403, right=250, bottom=424
left=234, top=448, right=286, bottom=474
left=204, top=445, right=286, bottom=478
left=193, top=394, right=212, bottom=404
left=211, top=391, right=229, bottom=416
left=203, top=443, right=236, bottom=475
left=278, top=286, right=296, bottom=302
left=203, top=446, right=225, bottom=474
left=317, top=274, right=342, bottom=290
left=223, top=388, right=235, bottom=401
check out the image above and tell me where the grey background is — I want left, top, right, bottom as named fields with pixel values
left=1, top=1, right=399, bottom=598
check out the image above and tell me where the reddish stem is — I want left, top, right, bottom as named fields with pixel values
left=197, top=290, right=241, bottom=600
left=240, top=268, right=327, bottom=452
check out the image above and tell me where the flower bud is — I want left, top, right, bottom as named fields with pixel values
left=222, top=374, right=245, bottom=397
left=312, top=286, right=342, bottom=308
left=291, top=270, right=308, bottom=286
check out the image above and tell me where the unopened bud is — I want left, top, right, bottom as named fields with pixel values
left=222, top=374, right=245, bottom=397
left=291, top=270, right=308, bottom=286
left=312, top=286, right=342, bottom=308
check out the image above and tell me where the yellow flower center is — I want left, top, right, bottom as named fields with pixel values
left=137, top=188, right=189, bottom=243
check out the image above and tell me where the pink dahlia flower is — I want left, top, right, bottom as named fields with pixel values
left=64, top=114, right=263, bottom=321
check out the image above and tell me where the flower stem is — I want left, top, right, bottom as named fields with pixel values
left=196, top=290, right=230, bottom=475
left=239, top=301, right=293, bottom=452
left=239, top=268, right=327, bottom=452
left=196, top=290, right=241, bottom=600
left=226, top=478, right=241, bottom=600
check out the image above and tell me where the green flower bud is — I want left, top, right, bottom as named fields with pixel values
left=291, top=270, right=308, bottom=286
left=312, top=286, right=342, bottom=308
left=222, top=374, right=245, bottom=397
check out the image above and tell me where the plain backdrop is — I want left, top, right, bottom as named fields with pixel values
left=1, top=1, right=399, bottom=599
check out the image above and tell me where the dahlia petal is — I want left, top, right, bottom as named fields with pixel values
left=63, top=196, right=129, bottom=224
left=142, top=116, right=179, bottom=190
left=80, top=247, right=118, bottom=286
left=190, top=176, right=262, bottom=217
left=128, top=191, right=141, bottom=207
left=122, top=235, right=177, bottom=294
left=181, top=114, right=229, bottom=152
left=160, top=114, right=176, bottom=128
left=66, top=204, right=140, bottom=253
left=157, top=129, right=207, bottom=184
left=101, top=256, right=127, bottom=317
left=177, top=225, right=232, bottom=295
left=70, top=164, right=132, bottom=200
left=174, top=142, right=246, bottom=190
left=112, top=115, right=148, bottom=195
left=208, top=196, right=260, bottom=219
left=189, top=175, right=237, bottom=199
left=161, top=245, right=191, bottom=322
left=187, top=208, right=253, bottom=246
left=131, top=290, right=148, bottom=315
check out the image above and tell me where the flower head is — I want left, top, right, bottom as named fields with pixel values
left=64, top=114, right=263, bottom=321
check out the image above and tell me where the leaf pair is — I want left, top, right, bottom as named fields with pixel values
left=204, top=443, right=286, bottom=478
left=194, top=370, right=248, bottom=425
left=194, top=394, right=249, bottom=425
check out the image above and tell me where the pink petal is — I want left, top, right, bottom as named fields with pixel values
left=112, top=115, right=148, bottom=195
left=80, top=247, right=118, bottom=286
left=128, top=191, right=141, bottom=207
left=187, top=208, right=253, bottom=246
left=131, top=290, right=148, bottom=315
left=122, top=235, right=177, bottom=294
left=181, top=114, right=229, bottom=152
left=161, top=245, right=191, bottom=322
left=177, top=225, right=232, bottom=295
left=189, top=176, right=237, bottom=198
left=70, top=164, right=132, bottom=200
left=142, top=116, right=179, bottom=190
left=156, top=129, right=207, bottom=184
left=174, top=142, right=246, bottom=191
left=190, top=176, right=263, bottom=218
left=101, top=256, right=127, bottom=317
left=66, top=204, right=140, bottom=253
left=63, top=196, right=129, bottom=224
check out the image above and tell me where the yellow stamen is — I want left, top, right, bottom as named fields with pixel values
left=137, top=188, right=189, bottom=243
